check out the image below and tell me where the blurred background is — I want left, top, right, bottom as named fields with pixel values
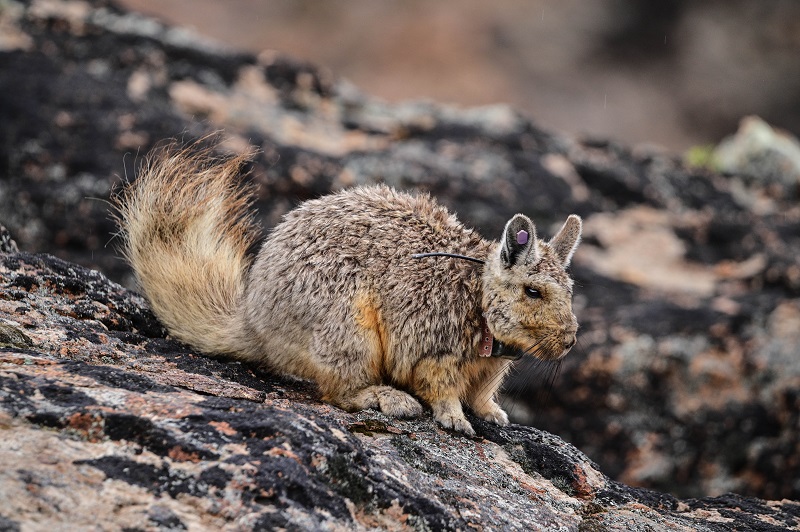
left=119, top=0, right=800, bottom=152
left=2, top=0, right=799, bottom=502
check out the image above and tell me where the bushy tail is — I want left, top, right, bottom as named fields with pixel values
left=114, top=141, right=260, bottom=355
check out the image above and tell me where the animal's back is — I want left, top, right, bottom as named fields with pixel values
left=267, top=185, right=485, bottom=279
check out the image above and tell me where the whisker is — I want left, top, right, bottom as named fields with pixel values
left=538, top=358, right=563, bottom=411
left=499, top=331, right=571, bottom=426
left=472, top=364, right=514, bottom=413
left=523, top=338, right=547, bottom=359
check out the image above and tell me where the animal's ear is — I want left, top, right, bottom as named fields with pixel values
left=549, top=214, right=582, bottom=267
left=500, top=214, right=538, bottom=268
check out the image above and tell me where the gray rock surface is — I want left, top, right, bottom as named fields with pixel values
left=1, top=251, right=799, bottom=530
left=1, top=0, right=799, bottom=511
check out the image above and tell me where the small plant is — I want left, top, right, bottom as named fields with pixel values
left=684, top=144, right=719, bottom=170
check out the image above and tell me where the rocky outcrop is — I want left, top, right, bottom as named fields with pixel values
left=2, top=251, right=799, bottom=530
left=1, top=0, right=799, bottom=516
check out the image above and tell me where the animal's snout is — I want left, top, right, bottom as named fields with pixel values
left=564, top=335, right=577, bottom=350
left=561, top=318, right=578, bottom=355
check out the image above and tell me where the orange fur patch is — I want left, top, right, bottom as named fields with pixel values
left=353, top=290, right=389, bottom=382
left=411, top=356, right=469, bottom=404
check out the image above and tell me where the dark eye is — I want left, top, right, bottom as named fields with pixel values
left=524, top=287, right=542, bottom=299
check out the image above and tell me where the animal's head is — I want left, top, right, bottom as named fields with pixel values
left=482, top=213, right=582, bottom=360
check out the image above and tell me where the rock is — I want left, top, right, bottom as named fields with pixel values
left=0, top=226, right=19, bottom=254
left=1, top=0, right=799, bottom=509
left=714, top=115, right=800, bottom=198
left=2, top=251, right=799, bottom=530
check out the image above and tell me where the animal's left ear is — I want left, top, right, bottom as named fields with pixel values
left=501, top=214, right=538, bottom=268
left=549, top=215, right=582, bottom=267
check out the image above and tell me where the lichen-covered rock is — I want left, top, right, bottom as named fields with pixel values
left=714, top=115, right=800, bottom=197
left=2, top=252, right=799, bottom=530
left=1, top=0, right=799, bottom=505
left=0, top=226, right=19, bottom=254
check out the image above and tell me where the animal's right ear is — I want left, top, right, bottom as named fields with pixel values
left=500, top=214, right=538, bottom=268
left=549, top=214, right=582, bottom=267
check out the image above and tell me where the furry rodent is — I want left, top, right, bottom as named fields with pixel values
left=115, top=142, right=582, bottom=436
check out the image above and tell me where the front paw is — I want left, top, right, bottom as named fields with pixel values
left=437, top=413, right=476, bottom=437
left=473, top=401, right=509, bottom=426
left=432, top=399, right=476, bottom=436
left=481, top=405, right=509, bottom=426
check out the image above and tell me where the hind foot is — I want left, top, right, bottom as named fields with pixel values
left=343, top=385, right=424, bottom=418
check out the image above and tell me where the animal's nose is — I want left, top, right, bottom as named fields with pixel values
left=564, top=335, right=577, bottom=350
left=562, top=314, right=578, bottom=352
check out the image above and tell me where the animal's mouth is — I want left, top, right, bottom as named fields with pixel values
left=497, top=326, right=577, bottom=361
